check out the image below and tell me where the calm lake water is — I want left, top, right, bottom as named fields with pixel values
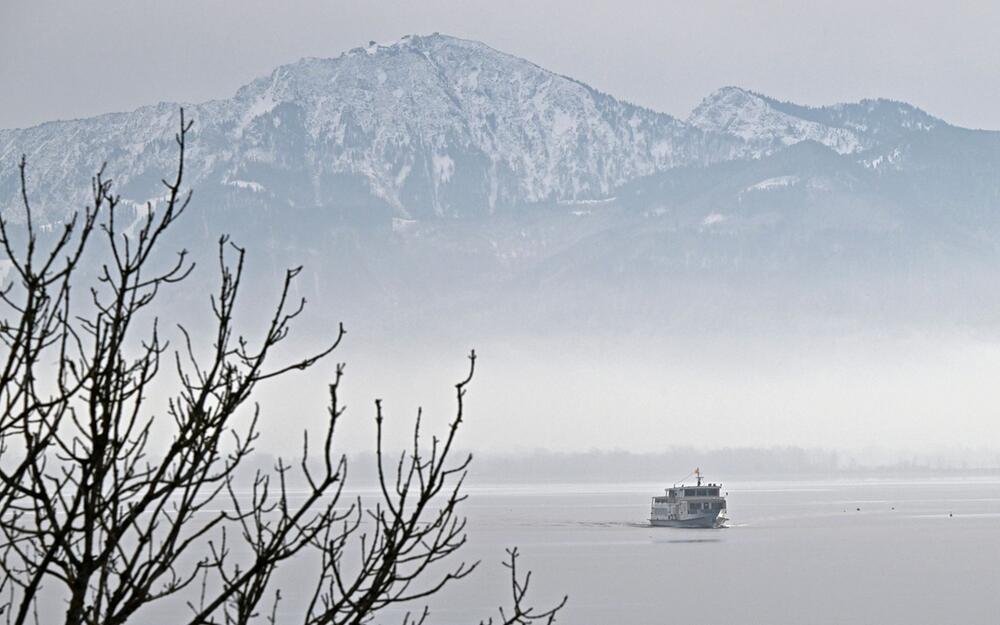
left=381, top=477, right=1000, bottom=625
left=128, top=476, right=1000, bottom=624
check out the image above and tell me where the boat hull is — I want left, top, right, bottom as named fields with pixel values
left=650, top=513, right=721, bottom=528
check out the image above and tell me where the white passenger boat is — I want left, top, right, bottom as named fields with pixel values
left=650, top=468, right=727, bottom=528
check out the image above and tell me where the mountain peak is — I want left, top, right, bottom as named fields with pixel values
left=2, top=32, right=700, bottom=222
left=689, top=86, right=768, bottom=130
left=0, top=35, right=960, bottom=226
left=342, top=32, right=488, bottom=58
left=699, top=85, right=763, bottom=104
left=689, top=87, right=944, bottom=157
left=689, top=86, right=865, bottom=156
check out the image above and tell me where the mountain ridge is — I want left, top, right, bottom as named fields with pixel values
left=3, top=33, right=1000, bottom=337
left=0, top=33, right=969, bottom=225
left=1, top=34, right=728, bottom=222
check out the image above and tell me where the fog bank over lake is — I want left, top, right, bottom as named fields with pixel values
left=238, top=330, right=1000, bottom=460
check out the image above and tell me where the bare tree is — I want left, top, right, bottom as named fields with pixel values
left=0, top=111, right=565, bottom=625
left=480, top=549, right=566, bottom=625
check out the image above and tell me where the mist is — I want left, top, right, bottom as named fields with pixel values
left=237, top=327, right=1000, bottom=462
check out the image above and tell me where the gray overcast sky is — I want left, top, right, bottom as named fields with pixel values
left=3, top=0, right=1000, bottom=130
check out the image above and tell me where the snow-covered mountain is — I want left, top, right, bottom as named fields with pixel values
left=1, top=34, right=955, bottom=225
left=3, top=34, right=1000, bottom=337
left=0, top=34, right=737, bottom=223
left=688, top=86, right=942, bottom=158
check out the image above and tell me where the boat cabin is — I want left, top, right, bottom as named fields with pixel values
left=656, top=483, right=723, bottom=502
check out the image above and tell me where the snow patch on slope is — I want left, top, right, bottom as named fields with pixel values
left=746, top=175, right=800, bottom=192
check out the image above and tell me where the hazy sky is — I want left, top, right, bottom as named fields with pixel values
left=4, top=0, right=1000, bottom=130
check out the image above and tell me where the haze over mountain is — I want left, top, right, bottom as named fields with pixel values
left=3, top=33, right=1000, bottom=340
left=4, top=33, right=1000, bottom=455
